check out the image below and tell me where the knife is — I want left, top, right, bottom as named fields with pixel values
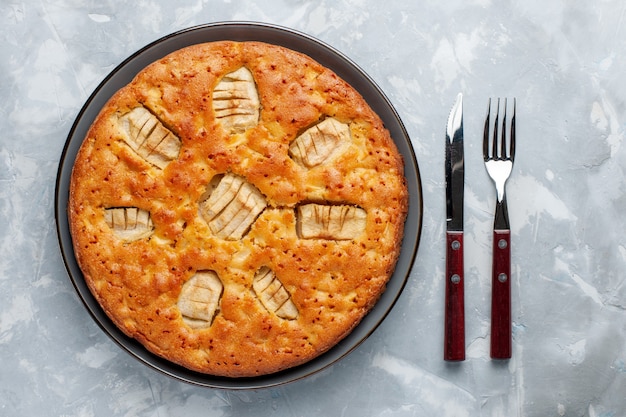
left=444, top=93, right=465, bottom=361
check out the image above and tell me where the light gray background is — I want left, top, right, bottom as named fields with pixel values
left=1, top=1, right=625, bottom=416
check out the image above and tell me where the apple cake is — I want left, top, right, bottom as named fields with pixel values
left=68, top=40, right=408, bottom=377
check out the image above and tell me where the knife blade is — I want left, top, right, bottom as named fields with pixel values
left=444, top=93, right=465, bottom=361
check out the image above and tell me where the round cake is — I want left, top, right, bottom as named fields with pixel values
left=68, top=41, right=408, bottom=377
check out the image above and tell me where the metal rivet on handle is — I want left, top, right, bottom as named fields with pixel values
left=498, top=239, right=507, bottom=249
left=451, top=240, right=461, bottom=250
left=498, top=273, right=508, bottom=283
left=451, top=274, right=461, bottom=284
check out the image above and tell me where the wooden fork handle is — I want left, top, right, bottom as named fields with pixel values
left=491, top=229, right=511, bottom=359
left=444, top=231, right=465, bottom=361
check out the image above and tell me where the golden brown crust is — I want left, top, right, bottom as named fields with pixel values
left=68, top=41, right=407, bottom=377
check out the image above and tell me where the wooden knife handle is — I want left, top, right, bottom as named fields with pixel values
left=444, top=231, right=465, bottom=361
left=491, top=229, right=511, bottom=359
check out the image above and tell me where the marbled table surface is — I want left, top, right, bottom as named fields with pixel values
left=2, top=1, right=626, bottom=416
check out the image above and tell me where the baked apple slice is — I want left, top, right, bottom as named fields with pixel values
left=104, top=207, right=154, bottom=242
left=297, top=204, right=366, bottom=240
left=177, top=270, right=223, bottom=329
left=252, top=267, right=298, bottom=320
left=212, top=67, right=260, bottom=133
left=289, top=118, right=350, bottom=167
left=117, top=107, right=181, bottom=169
left=199, top=173, right=267, bottom=240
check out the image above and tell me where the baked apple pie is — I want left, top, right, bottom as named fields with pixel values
left=68, top=41, right=408, bottom=377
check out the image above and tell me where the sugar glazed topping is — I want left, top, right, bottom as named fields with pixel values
left=68, top=41, right=408, bottom=377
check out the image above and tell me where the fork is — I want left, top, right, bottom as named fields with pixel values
left=483, top=97, right=516, bottom=359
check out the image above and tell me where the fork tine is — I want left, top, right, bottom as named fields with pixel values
left=500, top=98, right=507, bottom=160
left=510, top=98, right=516, bottom=162
left=492, top=98, right=499, bottom=159
left=483, top=98, right=491, bottom=160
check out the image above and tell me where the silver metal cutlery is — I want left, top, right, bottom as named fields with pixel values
left=443, top=95, right=516, bottom=361
left=444, top=93, right=465, bottom=361
left=483, top=97, right=516, bottom=359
